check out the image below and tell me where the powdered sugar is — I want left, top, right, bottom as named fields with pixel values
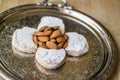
left=65, top=32, right=89, bottom=57
left=12, top=27, right=37, bottom=53
left=38, top=16, right=65, bottom=34
left=35, top=47, right=66, bottom=69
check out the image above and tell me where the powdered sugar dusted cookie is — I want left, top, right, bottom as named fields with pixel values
left=38, top=16, right=65, bottom=33
left=12, top=27, right=37, bottom=53
left=65, top=32, right=89, bottom=57
left=35, top=47, right=66, bottom=69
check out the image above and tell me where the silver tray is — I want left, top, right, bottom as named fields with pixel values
left=0, top=0, right=118, bottom=80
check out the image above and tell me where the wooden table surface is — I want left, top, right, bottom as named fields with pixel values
left=0, top=0, right=120, bottom=80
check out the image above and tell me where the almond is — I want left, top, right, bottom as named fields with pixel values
left=46, top=41, right=57, bottom=49
left=58, top=42, right=64, bottom=49
left=44, top=30, right=52, bottom=36
left=56, top=36, right=65, bottom=43
left=44, top=27, right=53, bottom=32
left=64, top=34, right=68, bottom=41
left=50, top=30, right=62, bottom=39
left=39, top=26, right=48, bottom=32
left=53, top=26, right=59, bottom=30
left=38, top=42, right=48, bottom=48
left=38, top=36, right=49, bottom=42
left=33, top=30, right=52, bottom=36
left=33, top=32, right=44, bottom=36
left=63, top=42, right=68, bottom=48
left=33, top=36, right=38, bottom=45
left=50, top=39, right=56, bottom=43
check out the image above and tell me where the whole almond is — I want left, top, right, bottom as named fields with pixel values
left=56, top=36, right=65, bottom=43
left=64, top=34, right=68, bottom=40
left=53, top=26, right=59, bottom=30
left=38, top=42, right=48, bottom=48
left=33, top=32, right=44, bottom=36
left=39, top=26, right=48, bottom=32
left=58, top=42, right=64, bottom=49
left=50, top=39, right=56, bottom=43
left=46, top=41, right=57, bottom=49
left=44, top=30, right=52, bottom=36
left=38, top=36, right=49, bottom=42
left=33, top=36, right=38, bottom=45
left=63, top=42, right=68, bottom=48
left=50, top=30, right=62, bottom=39
left=44, top=27, right=53, bottom=32
left=34, top=30, right=52, bottom=36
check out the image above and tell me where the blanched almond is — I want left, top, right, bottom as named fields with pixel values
left=53, top=26, right=59, bottom=30
left=38, top=42, right=48, bottom=48
left=56, top=36, right=65, bottom=43
left=63, top=42, right=68, bottom=48
left=46, top=41, right=57, bottom=49
left=50, top=30, right=62, bottom=39
left=39, top=26, right=48, bottom=32
left=58, top=42, right=64, bottom=49
left=38, top=36, right=49, bottom=42
left=33, top=36, right=38, bottom=45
